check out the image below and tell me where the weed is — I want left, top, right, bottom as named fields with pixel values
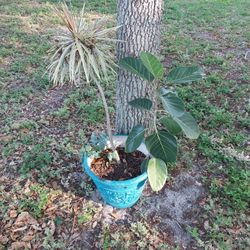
left=221, top=166, right=249, bottom=210
left=205, top=73, right=223, bottom=85
left=0, top=87, right=34, bottom=104
left=102, top=226, right=111, bottom=250
left=131, top=222, right=149, bottom=238
left=19, top=120, right=39, bottom=130
left=203, top=56, right=225, bottom=66
left=19, top=184, right=49, bottom=218
left=187, top=226, right=204, bottom=247
left=226, top=132, right=245, bottom=146
left=0, top=190, right=9, bottom=219
left=19, top=144, right=53, bottom=174
left=2, top=141, right=19, bottom=158
left=53, top=107, right=70, bottom=119
left=42, top=228, right=66, bottom=250
left=77, top=203, right=96, bottom=225
left=208, top=109, right=233, bottom=128
left=21, top=133, right=35, bottom=145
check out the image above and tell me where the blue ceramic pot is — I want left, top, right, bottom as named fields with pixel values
left=83, top=135, right=148, bottom=208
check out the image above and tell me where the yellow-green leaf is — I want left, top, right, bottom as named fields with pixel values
left=147, top=158, right=168, bottom=191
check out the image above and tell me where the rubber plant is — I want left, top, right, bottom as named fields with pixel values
left=120, top=52, right=205, bottom=191
left=47, top=4, right=119, bottom=159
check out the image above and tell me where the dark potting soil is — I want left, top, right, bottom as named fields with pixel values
left=90, top=147, right=146, bottom=181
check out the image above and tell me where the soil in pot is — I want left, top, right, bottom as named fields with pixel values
left=90, top=147, right=146, bottom=181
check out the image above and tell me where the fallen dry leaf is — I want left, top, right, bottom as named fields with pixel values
left=92, top=221, right=97, bottom=228
left=48, top=220, right=56, bottom=236
left=21, top=233, right=34, bottom=242
left=30, top=224, right=42, bottom=231
left=0, top=235, right=9, bottom=245
left=12, top=226, right=28, bottom=234
left=14, top=212, right=37, bottom=227
left=9, top=210, right=18, bottom=219
left=0, top=135, right=13, bottom=143
left=10, top=241, right=31, bottom=250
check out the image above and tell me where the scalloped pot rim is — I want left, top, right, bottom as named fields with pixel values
left=83, top=135, right=149, bottom=186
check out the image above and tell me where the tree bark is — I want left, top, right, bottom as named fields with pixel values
left=115, top=0, right=163, bottom=134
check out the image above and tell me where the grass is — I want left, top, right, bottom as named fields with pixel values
left=0, top=0, right=249, bottom=249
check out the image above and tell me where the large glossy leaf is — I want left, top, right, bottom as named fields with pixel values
left=140, top=52, right=164, bottom=79
left=129, top=98, right=153, bottom=110
left=166, top=66, right=204, bottom=84
left=160, top=90, right=185, bottom=117
left=160, top=116, right=182, bottom=135
left=145, top=130, right=177, bottom=163
left=125, top=125, right=145, bottom=153
left=147, top=158, right=168, bottom=191
left=120, top=57, right=155, bottom=81
left=173, top=112, right=200, bottom=139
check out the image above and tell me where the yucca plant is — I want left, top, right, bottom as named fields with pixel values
left=47, top=4, right=118, bottom=151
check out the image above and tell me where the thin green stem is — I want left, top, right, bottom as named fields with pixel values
left=155, top=109, right=167, bottom=114
left=94, top=80, right=115, bottom=151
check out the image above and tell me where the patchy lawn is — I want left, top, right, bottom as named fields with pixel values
left=0, top=0, right=249, bottom=249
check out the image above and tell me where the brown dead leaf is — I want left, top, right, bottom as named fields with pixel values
left=204, top=220, right=210, bottom=230
left=0, top=135, right=13, bottom=143
left=20, top=128, right=29, bottom=134
left=21, top=233, right=34, bottom=242
left=52, top=181, right=59, bottom=189
left=45, top=205, right=57, bottom=213
left=30, top=224, right=42, bottom=231
left=0, top=235, right=9, bottom=245
left=123, top=232, right=131, bottom=241
left=23, top=180, right=31, bottom=194
left=228, top=226, right=244, bottom=235
left=92, top=221, right=97, bottom=228
left=12, top=226, right=28, bottom=234
left=14, top=212, right=37, bottom=227
left=48, top=220, right=56, bottom=236
left=9, top=210, right=18, bottom=218
left=4, top=221, right=14, bottom=229
left=10, top=241, right=31, bottom=250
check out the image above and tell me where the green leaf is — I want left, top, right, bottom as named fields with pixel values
left=140, top=52, right=164, bottom=79
left=160, top=116, right=182, bottom=135
left=147, top=158, right=168, bottom=191
left=129, top=98, right=153, bottom=110
left=145, top=130, right=177, bottom=163
left=160, top=89, right=185, bottom=117
left=120, top=57, right=155, bottom=81
left=107, top=150, right=120, bottom=162
left=166, top=66, right=205, bottom=84
left=90, top=132, right=107, bottom=151
left=173, top=112, right=200, bottom=139
left=140, top=159, right=149, bottom=173
left=125, top=125, right=145, bottom=153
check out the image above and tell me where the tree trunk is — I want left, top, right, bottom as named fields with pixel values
left=115, top=0, right=163, bottom=134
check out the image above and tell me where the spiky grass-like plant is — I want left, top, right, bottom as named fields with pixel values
left=47, top=4, right=118, bottom=150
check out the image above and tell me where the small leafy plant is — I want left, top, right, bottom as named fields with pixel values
left=120, top=52, right=205, bottom=191
left=84, top=131, right=119, bottom=162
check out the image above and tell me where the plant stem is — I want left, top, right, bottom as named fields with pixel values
left=156, top=109, right=167, bottom=114
left=153, top=110, right=158, bottom=133
left=94, top=80, right=115, bottom=151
